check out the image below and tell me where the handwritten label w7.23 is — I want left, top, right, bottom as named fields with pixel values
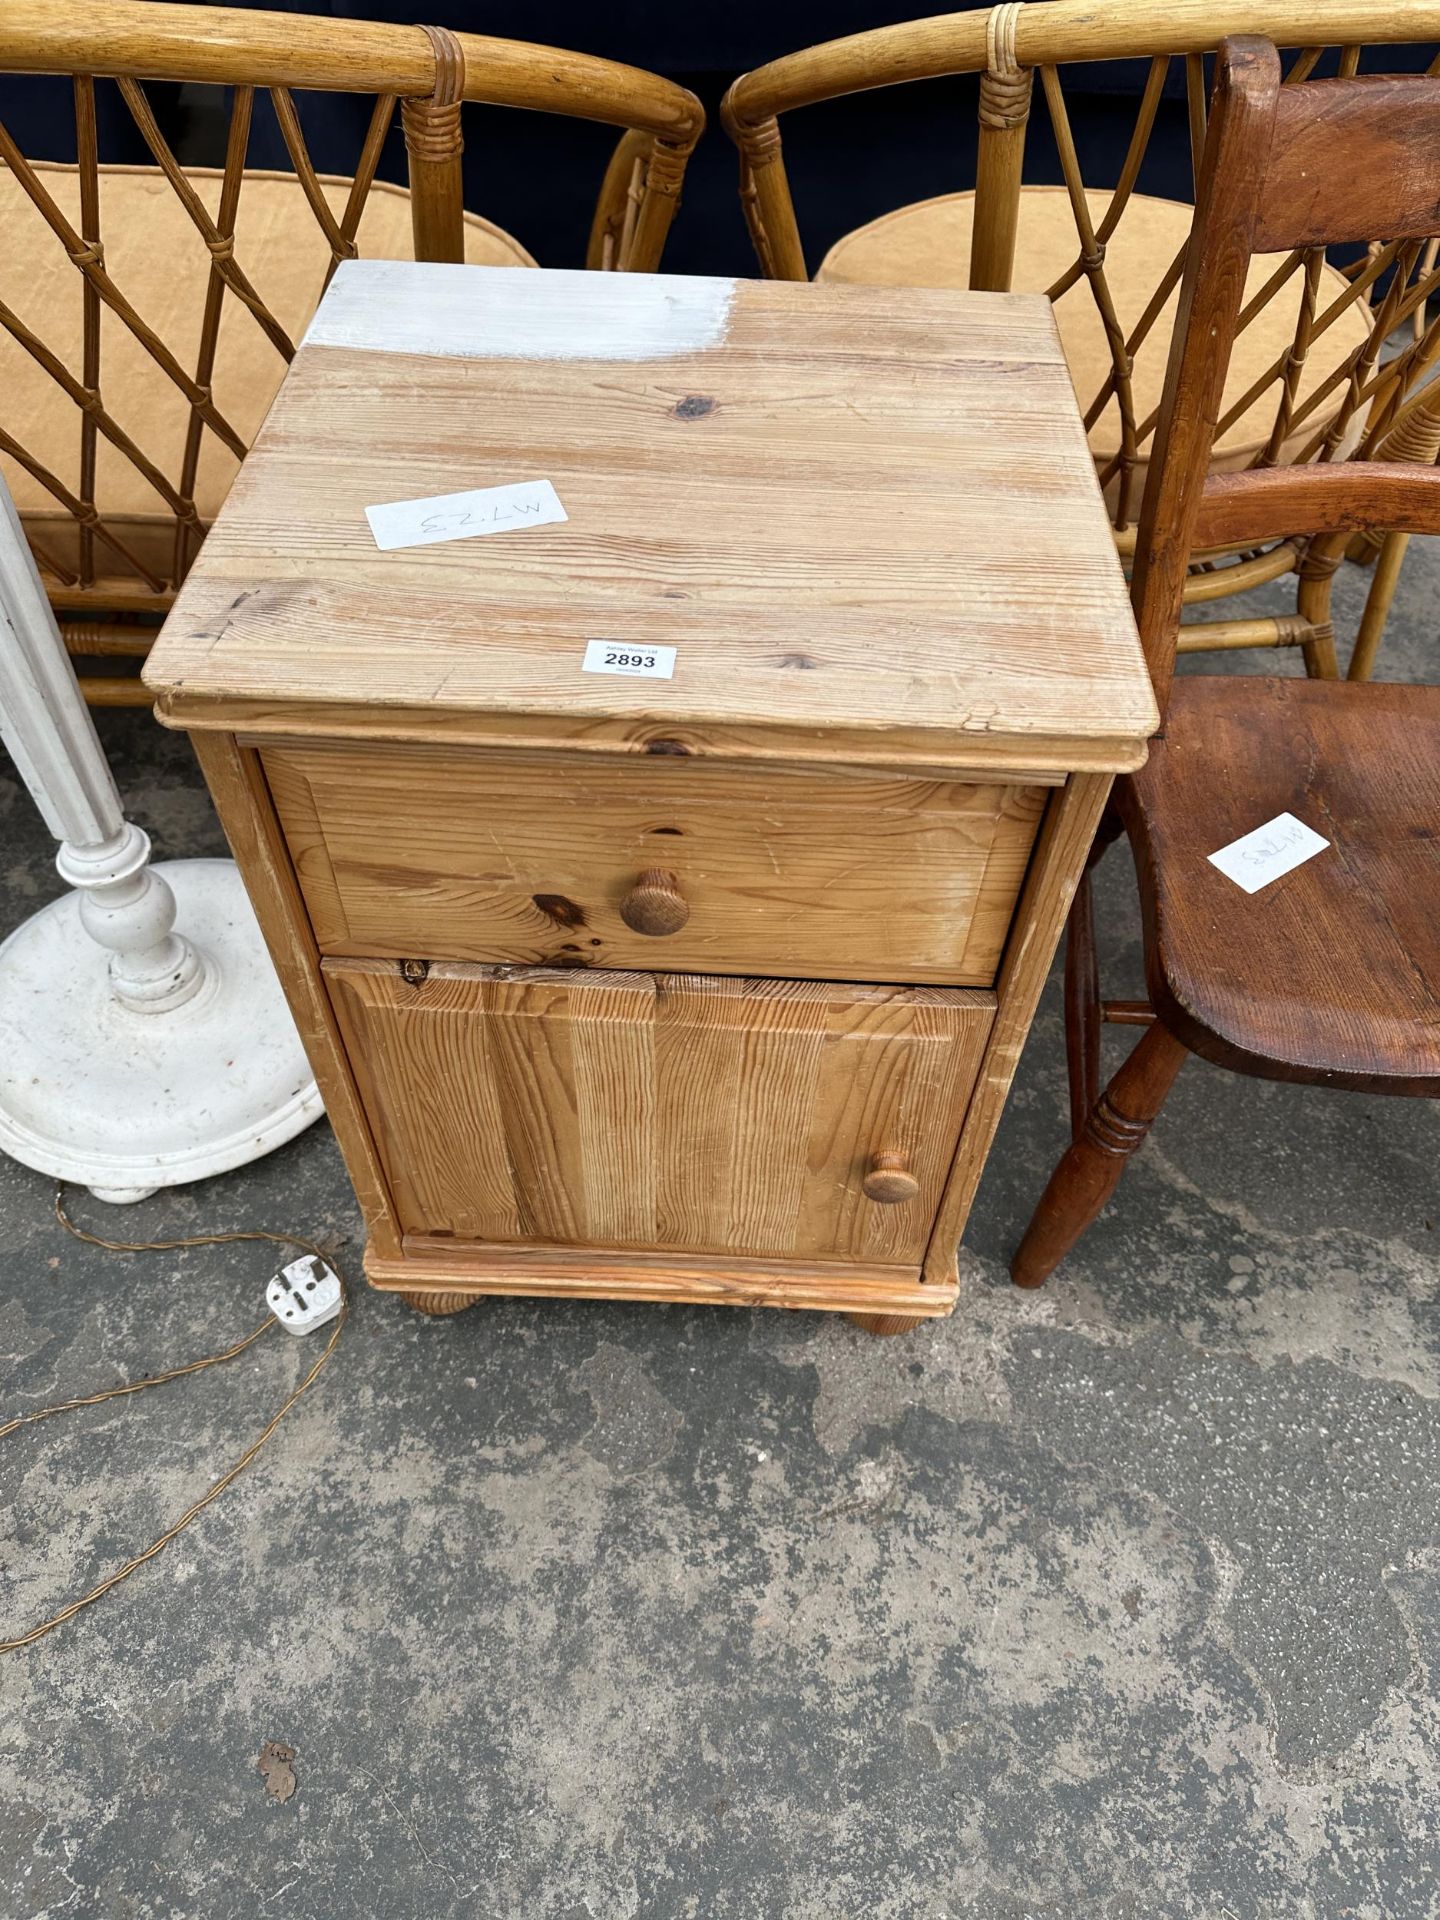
left=365, top=479, right=567, bottom=551
left=1207, top=812, right=1330, bottom=893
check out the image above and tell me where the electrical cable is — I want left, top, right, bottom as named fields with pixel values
left=0, top=1184, right=348, bottom=1654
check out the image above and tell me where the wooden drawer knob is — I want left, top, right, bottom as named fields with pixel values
left=619, top=868, right=689, bottom=936
left=862, top=1151, right=920, bottom=1205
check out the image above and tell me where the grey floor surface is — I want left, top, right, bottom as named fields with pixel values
left=1, top=551, right=1438, bottom=1920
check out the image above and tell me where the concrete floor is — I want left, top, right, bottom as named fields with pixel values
left=2, top=551, right=1438, bottom=1919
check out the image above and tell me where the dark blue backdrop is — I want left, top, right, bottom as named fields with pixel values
left=3, top=8, right=1436, bottom=276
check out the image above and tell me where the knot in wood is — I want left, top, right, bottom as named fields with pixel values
left=206, top=233, right=236, bottom=263
left=68, top=238, right=104, bottom=270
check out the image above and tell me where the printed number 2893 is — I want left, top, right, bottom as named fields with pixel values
left=581, top=639, right=677, bottom=679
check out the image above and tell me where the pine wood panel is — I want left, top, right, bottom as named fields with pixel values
left=145, top=267, right=1155, bottom=776
left=190, top=732, right=403, bottom=1261
left=922, top=769, right=1113, bottom=1284
left=325, top=961, right=993, bottom=1265
left=261, top=740, right=1046, bottom=985
left=367, top=1240, right=958, bottom=1319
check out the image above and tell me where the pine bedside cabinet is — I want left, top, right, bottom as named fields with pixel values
left=144, top=262, right=1156, bottom=1335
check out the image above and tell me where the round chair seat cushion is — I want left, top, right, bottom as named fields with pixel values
left=817, top=186, right=1372, bottom=504
left=0, top=163, right=536, bottom=588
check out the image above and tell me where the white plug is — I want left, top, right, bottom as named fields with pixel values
left=266, top=1254, right=342, bottom=1335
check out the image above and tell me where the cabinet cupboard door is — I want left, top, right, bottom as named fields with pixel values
left=326, top=961, right=993, bottom=1267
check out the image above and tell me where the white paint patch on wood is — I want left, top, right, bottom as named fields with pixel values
left=305, top=260, right=736, bottom=362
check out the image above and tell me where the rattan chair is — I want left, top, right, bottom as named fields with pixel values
left=722, top=1, right=1440, bottom=679
left=0, top=1, right=702, bottom=703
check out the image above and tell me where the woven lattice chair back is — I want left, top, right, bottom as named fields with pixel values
left=722, top=1, right=1440, bottom=678
left=0, top=1, right=701, bottom=701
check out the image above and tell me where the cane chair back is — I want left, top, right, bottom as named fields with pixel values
left=0, top=1, right=702, bottom=702
left=722, top=1, right=1440, bottom=677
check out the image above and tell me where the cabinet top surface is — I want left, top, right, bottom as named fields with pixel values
left=146, top=262, right=1157, bottom=772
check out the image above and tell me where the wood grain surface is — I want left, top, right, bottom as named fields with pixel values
left=366, top=1241, right=958, bottom=1319
left=261, top=739, right=1046, bottom=985
left=146, top=266, right=1154, bottom=774
left=325, top=960, right=993, bottom=1264
left=190, top=732, right=403, bottom=1261
left=1254, top=71, right=1440, bottom=250
left=921, top=768, right=1113, bottom=1282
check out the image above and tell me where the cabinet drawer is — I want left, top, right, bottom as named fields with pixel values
left=326, top=960, right=993, bottom=1266
left=265, top=743, right=1046, bottom=986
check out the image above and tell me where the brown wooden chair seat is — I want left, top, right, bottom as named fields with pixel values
left=1123, top=674, right=1440, bottom=1093
left=0, top=161, right=535, bottom=589
left=816, top=187, right=1371, bottom=509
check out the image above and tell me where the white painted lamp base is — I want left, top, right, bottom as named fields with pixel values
left=0, top=858, right=322, bottom=1203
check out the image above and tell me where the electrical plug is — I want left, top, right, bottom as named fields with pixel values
left=266, top=1254, right=342, bottom=1335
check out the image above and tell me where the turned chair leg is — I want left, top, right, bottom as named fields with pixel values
left=1011, top=1023, right=1189, bottom=1289
left=399, top=1289, right=477, bottom=1316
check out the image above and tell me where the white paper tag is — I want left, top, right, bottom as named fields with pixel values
left=1207, top=812, right=1330, bottom=893
left=582, top=639, right=676, bottom=680
left=365, top=478, right=567, bottom=551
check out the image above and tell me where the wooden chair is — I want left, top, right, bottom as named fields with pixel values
left=0, top=0, right=702, bottom=703
left=722, top=2, right=1440, bottom=679
left=1008, top=36, right=1440, bottom=1288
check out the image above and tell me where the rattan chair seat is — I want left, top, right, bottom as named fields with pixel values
left=0, top=161, right=534, bottom=586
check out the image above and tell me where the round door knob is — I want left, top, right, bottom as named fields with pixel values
left=619, top=869, right=689, bottom=937
left=862, top=1151, right=920, bottom=1205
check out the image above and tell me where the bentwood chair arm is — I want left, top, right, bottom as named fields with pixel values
left=0, top=1, right=703, bottom=144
